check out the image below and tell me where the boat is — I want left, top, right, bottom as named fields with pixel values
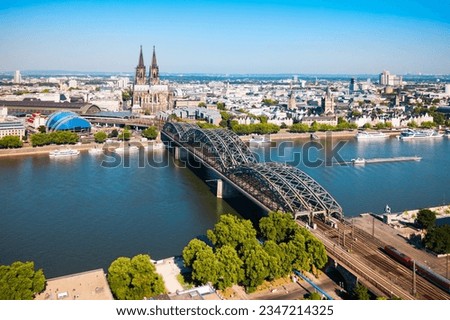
left=355, top=131, right=388, bottom=140
left=399, top=129, right=443, bottom=140
left=49, top=148, right=80, bottom=157
left=445, top=129, right=450, bottom=137
left=249, top=135, right=271, bottom=146
left=351, top=157, right=366, bottom=165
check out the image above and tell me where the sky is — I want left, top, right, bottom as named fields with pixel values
left=0, top=0, right=449, bottom=74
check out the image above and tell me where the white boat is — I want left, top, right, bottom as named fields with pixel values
left=249, top=135, right=271, bottom=146
left=49, top=148, right=80, bottom=157
left=355, top=131, right=388, bottom=140
left=399, top=129, right=443, bottom=140
left=351, top=157, right=366, bottom=165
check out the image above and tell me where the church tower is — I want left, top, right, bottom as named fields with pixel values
left=149, top=46, right=160, bottom=85
left=135, top=45, right=146, bottom=85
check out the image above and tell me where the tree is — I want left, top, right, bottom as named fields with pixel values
left=182, top=238, right=210, bottom=268
left=38, top=125, right=46, bottom=133
left=118, top=129, right=131, bottom=141
left=142, top=126, right=158, bottom=140
left=94, top=131, right=107, bottom=143
left=207, top=214, right=257, bottom=250
left=416, top=209, right=436, bottom=230
left=198, top=102, right=206, bottom=107
left=263, top=240, right=287, bottom=280
left=107, top=254, right=165, bottom=300
left=109, top=129, right=119, bottom=138
left=306, top=292, right=322, bottom=300
left=353, top=283, right=370, bottom=300
left=215, top=245, right=244, bottom=290
left=0, top=261, right=46, bottom=300
left=424, top=225, right=450, bottom=254
left=259, top=211, right=298, bottom=243
left=289, top=123, right=309, bottom=133
left=0, top=135, right=23, bottom=149
left=240, top=240, right=270, bottom=292
left=216, top=102, right=226, bottom=110
left=191, top=246, right=219, bottom=285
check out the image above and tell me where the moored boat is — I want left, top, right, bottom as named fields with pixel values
left=355, top=131, right=388, bottom=140
left=49, top=148, right=80, bottom=157
left=351, top=157, right=366, bottom=165
left=399, top=129, right=443, bottom=140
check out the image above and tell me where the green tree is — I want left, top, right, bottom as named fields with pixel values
left=107, top=254, right=165, bottom=300
left=353, top=283, right=370, bottom=300
left=407, top=121, right=418, bottom=128
left=191, top=246, right=219, bottom=285
left=215, top=245, right=244, bottom=290
left=240, top=240, right=270, bottom=292
left=142, top=126, right=158, bottom=140
left=259, top=211, right=298, bottom=243
left=424, top=225, right=450, bottom=254
left=109, top=129, right=119, bottom=138
left=198, top=102, right=206, bottom=107
left=289, top=123, right=310, bottom=133
left=416, top=209, right=436, bottom=230
left=207, top=214, right=257, bottom=250
left=38, top=125, right=47, bottom=133
left=420, top=121, right=435, bottom=129
left=305, top=292, right=322, bottom=300
left=94, top=131, right=107, bottom=143
left=0, top=261, right=46, bottom=300
left=0, top=135, right=23, bottom=149
left=182, top=238, right=210, bottom=268
left=216, top=102, right=226, bottom=110
left=263, top=240, right=287, bottom=279
left=118, top=129, right=131, bottom=141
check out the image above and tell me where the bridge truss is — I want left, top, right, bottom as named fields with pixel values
left=162, top=121, right=343, bottom=219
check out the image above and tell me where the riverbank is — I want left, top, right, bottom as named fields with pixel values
left=240, top=129, right=402, bottom=142
left=0, top=143, right=96, bottom=158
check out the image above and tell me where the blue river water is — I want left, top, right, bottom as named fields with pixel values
left=0, top=136, right=449, bottom=277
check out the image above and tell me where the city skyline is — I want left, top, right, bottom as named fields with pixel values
left=0, top=0, right=449, bottom=74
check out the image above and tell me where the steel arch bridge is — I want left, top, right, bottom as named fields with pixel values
left=228, top=162, right=343, bottom=219
left=161, top=121, right=343, bottom=219
left=182, top=128, right=258, bottom=171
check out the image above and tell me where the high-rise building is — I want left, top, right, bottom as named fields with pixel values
left=132, top=46, right=171, bottom=114
left=379, top=70, right=402, bottom=86
left=349, top=78, right=356, bottom=94
left=13, top=70, right=22, bottom=84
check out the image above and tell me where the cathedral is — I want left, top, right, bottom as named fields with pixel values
left=132, top=46, right=172, bottom=114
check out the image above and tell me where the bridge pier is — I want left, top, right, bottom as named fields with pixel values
left=216, top=179, right=223, bottom=198
left=174, top=146, right=180, bottom=160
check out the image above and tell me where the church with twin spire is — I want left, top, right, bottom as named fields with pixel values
left=132, top=46, right=172, bottom=114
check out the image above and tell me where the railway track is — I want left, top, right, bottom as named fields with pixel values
left=307, top=219, right=450, bottom=300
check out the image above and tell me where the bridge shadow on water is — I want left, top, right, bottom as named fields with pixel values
left=182, top=153, right=267, bottom=225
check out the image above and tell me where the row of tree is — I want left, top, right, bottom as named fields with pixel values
left=30, top=131, right=79, bottom=147
left=289, top=119, right=358, bottom=133
left=0, top=135, right=23, bottom=149
left=182, top=212, right=327, bottom=292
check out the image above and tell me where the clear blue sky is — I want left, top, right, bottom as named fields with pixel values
left=0, top=0, right=449, bottom=74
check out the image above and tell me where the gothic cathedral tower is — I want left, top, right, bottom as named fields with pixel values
left=135, top=45, right=146, bottom=85
left=149, top=46, right=160, bottom=85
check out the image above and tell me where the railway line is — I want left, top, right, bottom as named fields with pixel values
left=306, top=219, right=450, bottom=300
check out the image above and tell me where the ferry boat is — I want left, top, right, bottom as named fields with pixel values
left=399, top=129, right=443, bottom=140
left=249, top=135, right=271, bottom=146
left=355, top=131, right=388, bottom=140
left=49, top=148, right=80, bottom=157
left=351, top=157, right=366, bottom=165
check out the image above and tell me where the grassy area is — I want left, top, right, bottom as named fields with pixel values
left=253, top=276, right=292, bottom=292
left=176, top=273, right=195, bottom=290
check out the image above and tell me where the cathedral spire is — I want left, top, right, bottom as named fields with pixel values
left=138, top=45, right=145, bottom=67
left=150, top=45, right=160, bottom=85
left=135, top=46, right=146, bottom=85
left=152, top=46, right=158, bottom=67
